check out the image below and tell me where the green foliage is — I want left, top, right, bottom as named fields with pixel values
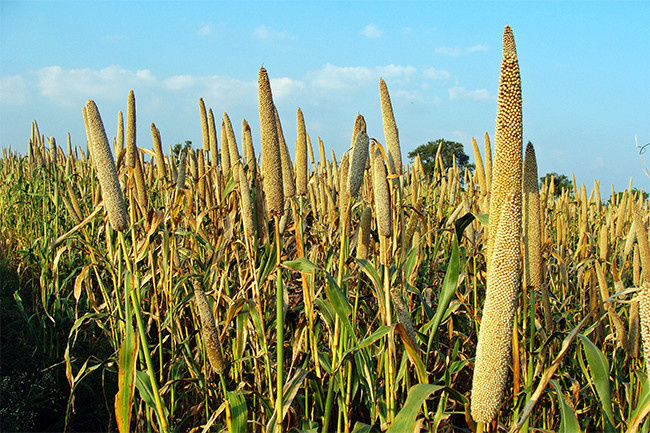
left=172, top=140, right=192, bottom=158
left=539, top=172, right=573, bottom=196
left=407, top=139, right=474, bottom=176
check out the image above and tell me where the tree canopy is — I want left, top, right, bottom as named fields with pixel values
left=407, top=139, right=474, bottom=176
left=539, top=172, right=572, bottom=196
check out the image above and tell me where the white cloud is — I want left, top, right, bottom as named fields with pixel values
left=308, top=64, right=374, bottom=90
left=253, top=25, right=291, bottom=40
left=163, top=74, right=197, bottom=91
left=435, top=46, right=462, bottom=57
left=468, top=44, right=488, bottom=52
left=448, top=86, right=491, bottom=101
left=36, top=65, right=157, bottom=103
left=197, top=24, right=212, bottom=36
left=270, top=77, right=306, bottom=100
left=361, top=23, right=381, bottom=39
left=0, top=75, right=27, bottom=104
left=308, top=64, right=416, bottom=91
left=423, top=67, right=452, bottom=80
left=436, top=45, right=488, bottom=56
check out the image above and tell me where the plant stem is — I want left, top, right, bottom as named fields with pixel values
left=275, top=216, right=284, bottom=433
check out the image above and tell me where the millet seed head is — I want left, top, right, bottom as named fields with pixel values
left=84, top=100, right=129, bottom=232
left=258, top=67, right=285, bottom=216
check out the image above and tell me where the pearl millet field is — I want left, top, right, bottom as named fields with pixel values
left=1, top=25, right=648, bottom=433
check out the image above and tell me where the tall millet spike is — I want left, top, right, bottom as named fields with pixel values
left=471, top=25, right=523, bottom=425
left=242, top=119, right=256, bottom=179
left=471, top=191, right=521, bottom=424
left=258, top=67, right=284, bottom=216
left=116, top=110, right=124, bottom=159
left=373, top=148, right=392, bottom=239
left=274, top=105, right=296, bottom=199
left=295, top=108, right=308, bottom=196
left=223, top=112, right=240, bottom=166
left=347, top=130, right=369, bottom=198
left=208, top=108, right=219, bottom=167
left=632, top=203, right=650, bottom=373
left=125, top=90, right=137, bottom=168
left=379, top=78, right=402, bottom=177
left=523, top=142, right=552, bottom=330
left=484, top=132, right=493, bottom=196
left=486, top=25, right=523, bottom=273
left=199, top=98, right=209, bottom=152
left=471, top=137, right=487, bottom=196
left=84, top=100, right=129, bottom=232
left=193, top=283, right=226, bottom=374
left=220, top=119, right=231, bottom=174
left=151, top=123, right=167, bottom=181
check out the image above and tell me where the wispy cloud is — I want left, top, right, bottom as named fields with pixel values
left=197, top=24, right=212, bottom=36
left=423, top=67, right=452, bottom=80
left=361, top=23, right=381, bottom=39
left=448, top=86, right=491, bottom=101
left=436, top=44, right=488, bottom=56
left=0, top=75, right=27, bottom=104
left=307, top=64, right=416, bottom=92
left=253, top=25, right=291, bottom=40
left=435, top=46, right=462, bottom=57
left=468, top=44, right=488, bottom=53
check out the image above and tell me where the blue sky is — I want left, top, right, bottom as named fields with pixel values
left=1, top=1, right=648, bottom=193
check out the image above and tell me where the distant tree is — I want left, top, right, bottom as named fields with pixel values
left=407, top=139, right=474, bottom=176
left=613, top=188, right=649, bottom=203
left=172, top=140, right=192, bottom=159
left=539, top=172, right=572, bottom=196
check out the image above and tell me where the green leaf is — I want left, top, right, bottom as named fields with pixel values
left=222, top=174, right=237, bottom=200
left=114, top=319, right=139, bottom=433
left=473, top=213, right=489, bottom=226
left=454, top=212, right=475, bottom=240
left=266, top=369, right=309, bottom=433
left=282, top=257, right=319, bottom=273
left=578, top=334, right=614, bottom=429
left=357, top=258, right=383, bottom=295
left=627, top=372, right=650, bottom=433
left=551, top=380, right=581, bottom=433
left=227, top=390, right=248, bottom=433
left=135, top=369, right=156, bottom=410
left=387, top=384, right=444, bottom=433
left=358, top=326, right=391, bottom=350
left=396, top=324, right=427, bottom=384
left=351, top=421, right=374, bottom=433
left=323, top=270, right=356, bottom=341
left=425, top=232, right=460, bottom=354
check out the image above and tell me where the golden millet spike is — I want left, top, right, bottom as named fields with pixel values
left=84, top=100, right=129, bottom=232
left=258, top=67, right=284, bottom=216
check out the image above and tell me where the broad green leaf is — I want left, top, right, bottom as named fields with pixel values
left=579, top=334, right=614, bottom=429
left=114, top=319, right=139, bottom=433
left=454, top=212, right=475, bottom=240
left=473, top=213, right=490, bottom=226
left=387, top=384, right=444, bottom=433
left=135, top=369, right=156, bottom=410
left=222, top=174, right=237, bottom=200
left=351, top=421, right=374, bottom=433
left=266, top=369, right=309, bottom=433
left=396, top=324, right=427, bottom=384
left=358, top=325, right=391, bottom=350
left=227, top=390, right=248, bottom=433
left=282, top=257, right=319, bottom=273
left=551, top=380, right=581, bottom=433
left=425, top=232, right=460, bottom=353
left=323, top=270, right=355, bottom=340
left=627, top=372, right=650, bottom=433
left=357, top=258, right=383, bottom=295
